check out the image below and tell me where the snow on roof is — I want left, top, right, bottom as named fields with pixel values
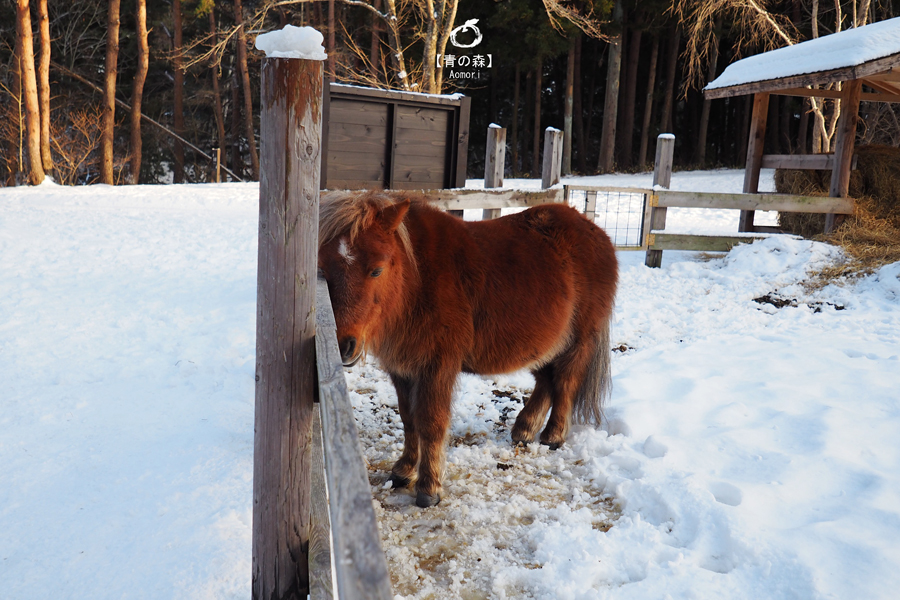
left=330, top=82, right=465, bottom=100
left=254, top=25, right=327, bottom=61
left=706, top=17, right=900, bottom=92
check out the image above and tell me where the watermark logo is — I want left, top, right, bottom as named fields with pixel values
left=449, top=19, right=483, bottom=48
left=440, top=19, right=490, bottom=80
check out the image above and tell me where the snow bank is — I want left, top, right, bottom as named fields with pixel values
left=254, top=24, right=326, bottom=61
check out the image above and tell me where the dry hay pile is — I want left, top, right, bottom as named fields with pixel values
left=776, top=145, right=900, bottom=280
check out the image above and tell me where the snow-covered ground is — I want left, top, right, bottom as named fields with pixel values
left=2, top=171, right=899, bottom=599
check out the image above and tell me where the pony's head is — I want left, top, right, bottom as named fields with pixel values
left=318, top=192, right=414, bottom=366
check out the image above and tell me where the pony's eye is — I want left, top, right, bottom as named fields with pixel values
left=370, top=267, right=384, bottom=278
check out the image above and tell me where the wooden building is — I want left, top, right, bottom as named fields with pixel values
left=704, top=17, right=900, bottom=233
left=321, top=83, right=471, bottom=191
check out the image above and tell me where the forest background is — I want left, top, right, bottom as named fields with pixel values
left=3, top=0, right=900, bottom=187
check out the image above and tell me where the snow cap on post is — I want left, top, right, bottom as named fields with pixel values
left=255, top=25, right=327, bottom=61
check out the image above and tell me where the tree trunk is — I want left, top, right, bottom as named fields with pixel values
left=421, top=1, right=438, bottom=93
left=797, top=98, right=809, bottom=154
left=16, top=0, right=44, bottom=185
left=573, top=34, right=586, bottom=173
left=738, top=95, right=750, bottom=165
left=696, top=20, right=721, bottom=165
left=234, top=0, right=259, bottom=179
left=585, top=44, right=602, bottom=170
left=522, top=70, right=532, bottom=172
left=598, top=0, right=623, bottom=173
left=130, top=0, right=149, bottom=184
left=780, top=97, right=792, bottom=152
left=637, top=35, right=659, bottom=168
left=369, top=0, right=381, bottom=78
left=562, top=35, right=576, bottom=175
left=511, top=62, right=520, bottom=174
left=532, top=62, right=542, bottom=176
left=37, top=0, right=51, bottom=173
left=209, top=6, right=227, bottom=174
left=231, top=58, right=243, bottom=175
left=101, top=0, right=120, bottom=185
left=327, top=0, right=335, bottom=80
left=434, top=0, right=460, bottom=93
left=8, top=30, right=23, bottom=185
left=660, top=27, right=680, bottom=134
left=618, top=27, right=641, bottom=168
left=766, top=94, right=779, bottom=154
left=173, top=0, right=185, bottom=183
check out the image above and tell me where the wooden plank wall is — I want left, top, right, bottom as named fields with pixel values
left=392, top=106, right=448, bottom=189
left=322, top=85, right=469, bottom=191
left=325, top=99, right=389, bottom=189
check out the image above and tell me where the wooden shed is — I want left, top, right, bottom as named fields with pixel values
left=321, top=83, right=471, bottom=190
left=704, top=17, right=900, bottom=233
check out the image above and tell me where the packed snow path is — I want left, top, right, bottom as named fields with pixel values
left=1, top=177, right=899, bottom=599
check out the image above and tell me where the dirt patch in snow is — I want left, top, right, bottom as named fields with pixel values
left=347, top=369, right=619, bottom=599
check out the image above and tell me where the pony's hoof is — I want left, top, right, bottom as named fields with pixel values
left=415, top=490, right=441, bottom=508
left=510, top=428, right=535, bottom=446
left=387, top=473, right=411, bottom=489
left=540, top=440, right=561, bottom=451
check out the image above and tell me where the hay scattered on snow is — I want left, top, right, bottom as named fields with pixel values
left=775, top=145, right=900, bottom=283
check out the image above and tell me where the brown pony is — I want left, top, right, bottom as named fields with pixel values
left=318, top=191, right=618, bottom=508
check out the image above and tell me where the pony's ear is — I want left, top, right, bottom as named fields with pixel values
left=378, top=199, right=411, bottom=233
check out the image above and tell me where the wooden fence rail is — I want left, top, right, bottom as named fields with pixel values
left=313, top=277, right=394, bottom=600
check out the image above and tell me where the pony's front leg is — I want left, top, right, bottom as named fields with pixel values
left=412, top=368, right=455, bottom=508
left=388, top=374, right=418, bottom=489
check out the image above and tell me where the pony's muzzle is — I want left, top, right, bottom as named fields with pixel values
left=339, top=336, right=361, bottom=367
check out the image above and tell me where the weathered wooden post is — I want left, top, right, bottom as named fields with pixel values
left=739, top=92, right=769, bottom=232
left=644, top=133, right=674, bottom=268
left=483, top=124, right=506, bottom=219
left=541, top=127, right=564, bottom=189
left=252, top=28, right=325, bottom=600
left=826, top=79, right=862, bottom=234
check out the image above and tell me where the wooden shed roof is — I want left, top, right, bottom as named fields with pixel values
left=705, top=17, right=900, bottom=101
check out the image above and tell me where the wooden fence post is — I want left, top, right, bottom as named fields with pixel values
left=541, top=127, right=563, bottom=189
left=827, top=79, right=862, bottom=234
left=644, top=133, right=674, bottom=268
left=483, top=124, right=506, bottom=219
left=253, top=54, right=324, bottom=600
left=740, top=92, right=769, bottom=232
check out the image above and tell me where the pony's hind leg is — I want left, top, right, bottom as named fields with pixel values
left=388, top=374, right=418, bottom=488
left=540, top=340, right=596, bottom=449
left=511, top=366, right=553, bottom=445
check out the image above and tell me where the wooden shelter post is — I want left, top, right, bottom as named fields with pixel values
left=740, top=92, right=769, bottom=232
left=252, top=56, right=324, bottom=600
left=827, top=79, right=863, bottom=233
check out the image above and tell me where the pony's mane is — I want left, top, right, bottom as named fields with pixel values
left=319, top=190, right=417, bottom=272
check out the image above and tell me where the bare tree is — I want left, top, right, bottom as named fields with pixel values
left=598, top=0, right=623, bottom=173
left=205, top=4, right=227, bottom=171
left=696, top=16, right=722, bottom=164
left=37, top=0, right=52, bottom=173
left=130, top=0, right=149, bottom=184
left=16, top=0, right=44, bottom=185
left=233, top=0, right=259, bottom=179
left=637, top=35, right=659, bottom=167
left=562, top=34, right=576, bottom=174
left=173, top=0, right=186, bottom=183
left=100, top=0, right=121, bottom=185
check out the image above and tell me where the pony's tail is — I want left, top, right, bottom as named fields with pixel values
left=573, top=317, right=612, bottom=426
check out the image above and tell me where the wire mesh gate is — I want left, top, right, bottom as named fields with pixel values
left=564, top=185, right=651, bottom=249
